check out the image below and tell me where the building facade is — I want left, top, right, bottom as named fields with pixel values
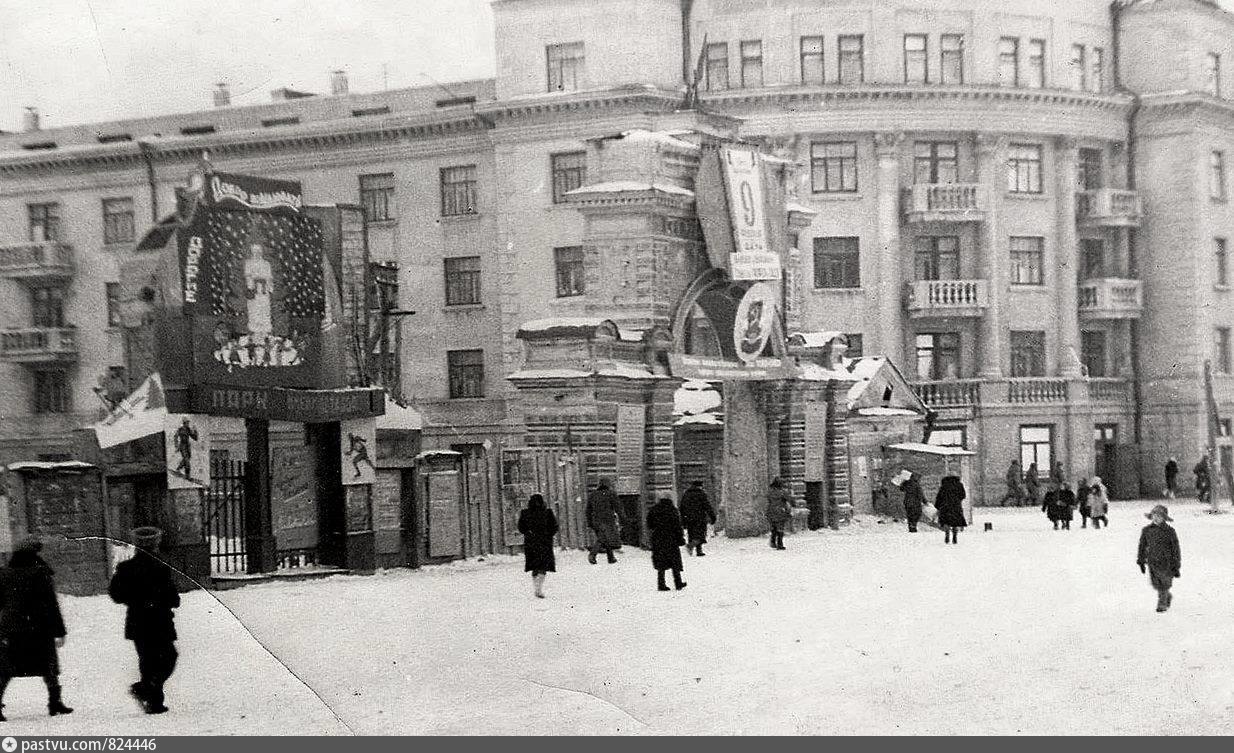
left=0, top=0, right=1231, bottom=507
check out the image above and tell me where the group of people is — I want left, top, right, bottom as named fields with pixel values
left=1040, top=477, right=1111, bottom=530
left=893, top=471, right=970, bottom=543
left=0, top=527, right=181, bottom=721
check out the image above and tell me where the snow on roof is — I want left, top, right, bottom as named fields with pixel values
left=761, top=154, right=797, bottom=166
left=518, top=317, right=607, bottom=332
left=415, top=450, right=462, bottom=460
left=507, top=368, right=592, bottom=380
left=798, top=362, right=857, bottom=382
left=676, top=413, right=723, bottom=426
left=887, top=442, right=975, bottom=457
left=376, top=395, right=424, bottom=431
left=786, top=201, right=817, bottom=215
left=7, top=461, right=97, bottom=472
left=674, top=382, right=722, bottom=416
left=565, top=181, right=695, bottom=198
left=789, top=331, right=845, bottom=348
left=619, top=129, right=700, bottom=151
left=857, top=407, right=921, bottom=417
left=596, top=365, right=659, bottom=380
left=618, top=328, right=645, bottom=342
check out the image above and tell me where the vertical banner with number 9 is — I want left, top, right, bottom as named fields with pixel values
left=722, top=147, right=781, bottom=281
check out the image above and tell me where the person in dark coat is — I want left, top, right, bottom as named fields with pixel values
left=1057, top=482, right=1077, bottom=530
left=765, top=478, right=792, bottom=550
left=1164, top=457, right=1179, bottom=499
left=1137, top=504, right=1181, bottom=613
left=1076, top=476, right=1092, bottom=528
left=0, top=539, right=73, bottom=720
left=900, top=471, right=926, bottom=533
left=678, top=482, right=716, bottom=557
left=935, top=475, right=967, bottom=544
left=110, top=527, right=180, bottom=715
left=1041, top=481, right=1063, bottom=529
left=646, top=498, right=686, bottom=591
left=1194, top=457, right=1211, bottom=505
left=1051, top=461, right=1066, bottom=486
left=1023, top=463, right=1041, bottom=507
left=585, top=479, right=622, bottom=565
left=1000, top=460, right=1023, bottom=506
left=517, top=494, right=558, bottom=599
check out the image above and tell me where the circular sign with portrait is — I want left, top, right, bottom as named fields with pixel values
left=733, top=281, right=780, bottom=364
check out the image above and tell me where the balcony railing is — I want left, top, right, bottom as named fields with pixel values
left=1078, top=278, right=1144, bottom=320
left=1007, top=378, right=1069, bottom=404
left=903, top=183, right=987, bottom=223
left=1089, top=377, right=1131, bottom=403
left=913, top=379, right=982, bottom=408
left=0, top=242, right=74, bottom=281
left=905, top=279, right=990, bottom=318
left=0, top=327, right=78, bottom=363
left=913, top=377, right=1131, bottom=408
left=1076, top=188, right=1143, bottom=227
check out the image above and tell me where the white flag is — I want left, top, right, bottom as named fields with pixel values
left=92, top=373, right=168, bottom=449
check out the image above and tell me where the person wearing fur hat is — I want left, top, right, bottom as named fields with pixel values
left=109, top=527, right=180, bottom=714
left=0, top=538, right=73, bottom=720
left=1137, top=505, right=1181, bottom=613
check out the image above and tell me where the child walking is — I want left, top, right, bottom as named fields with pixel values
left=1137, top=505, right=1181, bottom=613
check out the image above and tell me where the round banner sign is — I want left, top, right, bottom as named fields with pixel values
left=733, top=281, right=780, bottom=364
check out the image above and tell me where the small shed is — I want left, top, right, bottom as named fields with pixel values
left=882, top=443, right=977, bottom=526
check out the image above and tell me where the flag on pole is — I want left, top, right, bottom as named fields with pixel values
left=92, top=373, right=168, bottom=449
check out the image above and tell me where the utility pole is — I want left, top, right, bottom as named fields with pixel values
left=1202, top=359, right=1233, bottom=512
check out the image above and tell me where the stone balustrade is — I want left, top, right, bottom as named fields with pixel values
left=0, top=326, right=79, bottom=362
left=1078, top=277, right=1144, bottom=320
left=903, top=183, right=986, bottom=223
left=0, top=241, right=74, bottom=280
left=1076, top=188, right=1143, bottom=227
left=904, top=279, right=990, bottom=318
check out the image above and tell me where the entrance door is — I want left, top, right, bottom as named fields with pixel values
left=1094, top=423, right=1118, bottom=490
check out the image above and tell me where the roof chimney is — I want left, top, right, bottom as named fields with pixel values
left=331, top=70, right=349, bottom=96
left=22, top=107, right=40, bottom=132
left=213, top=83, right=231, bottom=108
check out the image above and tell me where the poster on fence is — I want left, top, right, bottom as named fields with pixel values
left=340, top=416, right=377, bottom=486
left=165, top=414, right=210, bottom=489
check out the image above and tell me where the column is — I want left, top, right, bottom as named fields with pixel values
left=1055, top=136, right=1084, bottom=378
left=244, top=418, right=276, bottom=574
left=721, top=380, right=770, bottom=537
left=976, top=133, right=1008, bottom=379
left=874, top=132, right=905, bottom=366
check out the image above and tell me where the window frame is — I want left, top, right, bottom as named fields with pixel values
left=845, top=333, right=864, bottom=359
left=913, top=140, right=959, bottom=185
left=1217, top=327, right=1232, bottom=373
left=706, top=42, right=730, bottom=91
left=1010, top=330, right=1047, bottom=377
left=440, top=164, right=479, bottom=217
left=1010, top=236, right=1045, bottom=286
left=940, top=34, right=964, bottom=85
left=546, top=41, right=585, bottom=92
left=914, top=235, right=961, bottom=281
left=1218, top=237, right=1230, bottom=287
left=443, top=256, right=482, bottom=306
left=997, top=37, right=1019, bottom=88
left=33, top=369, right=70, bottom=415
left=740, top=39, right=764, bottom=88
left=1070, top=44, right=1087, bottom=91
left=27, top=202, right=61, bottom=243
left=904, top=34, right=929, bottom=84
left=1077, top=148, right=1104, bottom=191
left=1081, top=238, right=1106, bottom=279
left=1007, top=143, right=1044, bottom=194
left=554, top=246, right=586, bottom=298
left=838, top=35, right=865, bottom=85
left=102, top=197, right=135, bottom=245
left=1206, top=52, right=1222, bottom=98
left=810, top=141, right=859, bottom=194
left=1026, top=38, right=1046, bottom=89
left=30, top=285, right=66, bottom=328
left=800, top=36, right=825, bottom=85
left=359, top=173, right=396, bottom=223
left=447, top=349, right=486, bottom=399
left=1211, top=150, right=1228, bottom=201
left=550, top=151, right=587, bottom=204
left=915, top=332, right=961, bottom=381
left=1090, top=47, right=1105, bottom=93
left=1081, top=329, right=1108, bottom=377
left=105, top=282, right=123, bottom=328
left=1019, top=424, right=1055, bottom=476
left=813, top=236, right=861, bottom=289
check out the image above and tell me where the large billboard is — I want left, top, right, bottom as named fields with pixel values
left=695, top=146, right=785, bottom=282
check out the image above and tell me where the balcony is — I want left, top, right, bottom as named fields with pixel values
left=1078, top=278, right=1143, bottom=320
left=0, top=242, right=74, bottom=282
left=905, top=279, right=990, bottom=319
left=0, top=327, right=78, bottom=364
left=1076, top=189, right=1142, bottom=228
left=903, top=184, right=987, bottom=223
left=1089, top=377, right=1131, bottom=404
left=913, top=379, right=982, bottom=408
left=1007, top=378, right=1069, bottom=404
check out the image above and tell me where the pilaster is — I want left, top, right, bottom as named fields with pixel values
left=874, top=132, right=905, bottom=367
left=1055, top=136, right=1083, bottom=378
left=976, top=133, right=1009, bottom=379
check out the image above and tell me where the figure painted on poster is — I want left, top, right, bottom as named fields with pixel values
left=346, top=433, right=374, bottom=479
left=172, top=419, right=199, bottom=483
left=244, top=240, right=274, bottom=341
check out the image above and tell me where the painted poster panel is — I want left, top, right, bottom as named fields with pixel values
left=733, top=281, right=780, bottom=364
left=272, top=445, right=316, bottom=550
left=165, top=414, right=210, bottom=490
left=721, top=148, right=781, bottom=281
left=427, top=471, right=463, bottom=558
left=340, top=417, right=378, bottom=486
left=804, top=402, right=828, bottom=482
left=374, top=469, right=403, bottom=532
left=615, top=405, right=646, bottom=495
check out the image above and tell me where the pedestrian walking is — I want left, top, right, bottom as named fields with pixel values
left=765, top=478, right=792, bottom=550
left=1164, top=457, right=1179, bottom=499
left=0, top=539, right=73, bottom=721
left=517, top=494, right=558, bottom=599
left=585, top=479, right=622, bottom=565
left=1088, top=477, right=1110, bottom=529
left=1024, top=463, right=1041, bottom=508
left=935, top=475, right=967, bottom=544
left=899, top=471, right=926, bottom=533
left=1137, top=504, right=1181, bottom=613
left=1000, top=459, right=1023, bottom=507
left=646, top=498, right=687, bottom=592
left=1193, top=457, right=1211, bottom=505
left=679, top=481, right=716, bottom=556
left=109, top=527, right=180, bottom=715
left=1057, top=481, right=1076, bottom=530
left=1077, top=476, right=1092, bottom=528
left=1041, top=480, right=1063, bottom=529
left=1051, top=460, right=1066, bottom=486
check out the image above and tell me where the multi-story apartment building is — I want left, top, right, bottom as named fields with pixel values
left=0, top=0, right=1231, bottom=506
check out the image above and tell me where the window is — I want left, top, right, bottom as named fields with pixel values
left=28, top=203, right=60, bottom=242
left=1206, top=52, right=1222, bottom=97
left=997, top=37, right=1019, bottom=87
left=1069, top=44, right=1087, bottom=91
left=369, top=262, right=401, bottom=390
left=1026, top=39, right=1046, bottom=89
left=904, top=34, right=928, bottom=83
left=1211, top=151, right=1227, bottom=201
left=801, top=36, right=825, bottom=85
left=914, top=141, right=958, bottom=184
left=845, top=333, right=864, bottom=359
left=1010, top=237, right=1045, bottom=285
left=706, top=43, right=729, bottom=91
left=1217, top=327, right=1232, bottom=373
left=1019, top=425, right=1054, bottom=475
left=441, top=165, right=478, bottom=216
left=1077, top=148, right=1103, bottom=191
left=1091, top=48, right=1105, bottom=93
left=102, top=198, right=135, bottom=244
left=359, top=173, right=395, bottom=223
left=1010, top=331, right=1047, bottom=377
left=1081, top=330, right=1107, bottom=377
left=106, top=282, right=122, bottom=328
left=1007, top=143, right=1043, bottom=194
left=447, top=350, right=485, bottom=398
left=915, top=333, right=961, bottom=380
left=31, top=286, right=65, bottom=328
left=813, top=237, right=861, bottom=288
left=551, top=152, right=587, bottom=204
left=1218, top=238, right=1229, bottom=287
left=546, top=42, right=585, bottom=92
left=810, top=141, right=858, bottom=193
left=554, top=246, right=585, bottom=297
left=940, top=34, right=964, bottom=84
left=740, top=40, right=763, bottom=88
left=444, top=256, right=481, bottom=306
left=1081, top=238, right=1106, bottom=279
left=33, top=371, right=70, bottom=414
left=928, top=427, right=967, bottom=449
left=838, top=35, right=864, bottom=85
left=1094, top=423, right=1119, bottom=443
left=914, top=236, right=960, bottom=281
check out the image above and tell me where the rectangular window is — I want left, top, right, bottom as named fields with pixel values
left=551, top=151, right=587, bottom=204
left=940, top=34, right=964, bottom=84
left=904, top=34, right=928, bottom=84
left=106, top=282, right=122, bottom=328
left=838, top=35, right=864, bottom=85
left=706, top=43, right=729, bottom=91
left=1082, top=238, right=1106, bottom=279
left=928, top=426, right=967, bottom=449
left=1027, top=39, right=1046, bottom=89
left=1217, top=327, right=1232, bottom=373
left=1094, top=423, right=1119, bottom=443
left=1010, top=236, right=1045, bottom=285
left=443, top=256, right=482, bottom=306
left=1019, top=425, right=1054, bottom=475
left=913, top=141, right=959, bottom=184
left=1081, top=330, right=1107, bottom=377
left=1007, top=143, right=1043, bottom=194
left=359, top=173, right=395, bottom=223
left=1206, top=52, right=1222, bottom=97
left=102, top=198, right=135, bottom=245
left=845, top=333, right=864, bottom=359
left=441, top=165, right=478, bottom=216
left=998, top=37, right=1019, bottom=87
left=1211, top=151, right=1227, bottom=201
left=801, top=36, right=825, bottom=85
left=1070, top=44, right=1087, bottom=91
left=1010, top=330, right=1047, bottom=377
left=447, top=349, right=485, bottom=399
left=1091, top=48, right=1105, bottom=93
left=810, top=141, right=858, bottom=193
left=914, top=236, right=960, bottom=281
left=554, top=246, right=585, bottom=297
left=30, top=286, right=65, bottom=328
left=740, top=40, right=763, bottom=88
left=546, top=41, right=585, bottom=92
left=28, top=203, right=61, bottom=242
left=1077, top=148, right=1103, bottom=191
left=33, top=370, right=70, bottom=414
left=1218, top=238, right=1229, bottom=287
left=915, top=332, right=961, bottom=380
left=813, top=237, right=861, bottom=288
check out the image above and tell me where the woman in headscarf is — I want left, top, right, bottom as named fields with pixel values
left=1088, top=477, right=1111, bottom=529
left=934, top=476, right=968, bottom=545
left=0, top=539, right=73, bottom=720
left=517, top=494, right=559, bottom=598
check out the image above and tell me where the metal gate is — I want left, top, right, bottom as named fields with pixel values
left=500, top=448, right=589, bottom=550
left=204, top=457, right=247, bottom=573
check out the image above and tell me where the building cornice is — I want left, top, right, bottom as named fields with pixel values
left=477, top=86, right=686, bottom=123
left=700, top=84, right=1134, bottom=114
left=1137, top=91, right=1234, bottom=123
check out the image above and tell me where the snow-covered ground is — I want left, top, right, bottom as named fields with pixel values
left=5, top=499, right=1234, bottom=735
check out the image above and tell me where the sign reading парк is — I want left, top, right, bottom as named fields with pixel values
left=192, top=384, right=383, bottom=422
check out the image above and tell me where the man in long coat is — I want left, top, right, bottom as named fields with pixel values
left=766, top=477, right=792, bottom=550
left=899, top=471, right=926, bottom=533
left=110, top=527, right=181, bottom=715
left=679, top=481, right=717, bottom=556
left=1137, top=504, right=1182, bottom=613
left=646, top=497, right=686, bottom=591
left=586, top=479, right=622, bottom=565
left=0, top=539, right=73, bottom=719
